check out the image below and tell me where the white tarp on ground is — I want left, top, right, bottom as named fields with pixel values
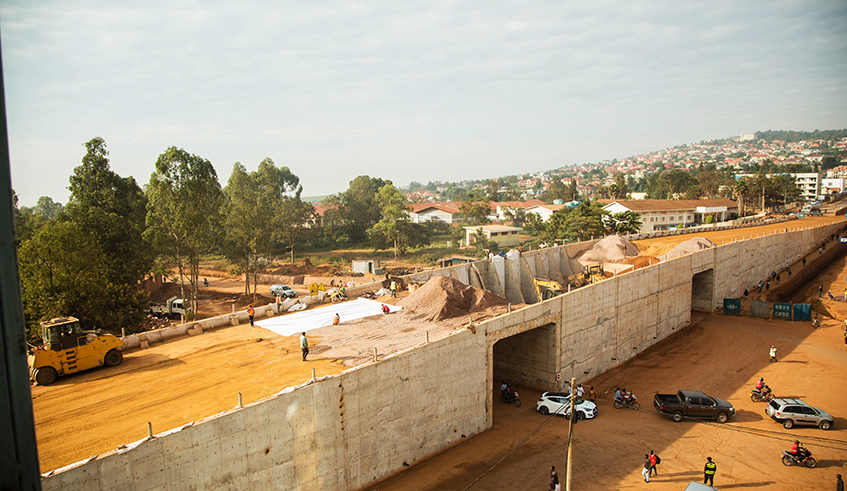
left=255, top=298, right=402, bottom=337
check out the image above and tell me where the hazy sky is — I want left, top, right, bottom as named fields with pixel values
left=2, top=1, right=846, bottom=206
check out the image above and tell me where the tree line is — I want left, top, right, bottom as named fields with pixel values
left=14, top=138, right=431, bottom=338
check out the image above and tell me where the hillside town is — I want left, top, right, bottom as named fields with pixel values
left=403, top=131, right=847, bottom=205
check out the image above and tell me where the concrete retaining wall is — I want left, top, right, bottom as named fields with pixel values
left=42, top=221, right=845, bottom=490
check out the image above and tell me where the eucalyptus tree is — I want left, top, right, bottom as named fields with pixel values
left=146, top=147, right=224, bottom=315
left=367, top=183, right=428, bottom=258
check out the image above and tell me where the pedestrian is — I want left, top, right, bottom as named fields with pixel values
left=390, top=279, right=397, bottom=297
left=588, top=386, right=596, bottom=403
left=803, top=257, right=807, bottom=267
left=649, top=450, right=658, bottom=476
left=275, top=295, right=282, bottom=314
left=837, top=473, right=843, bottom=491
left=776, top=274, right=780, bottom=284
left=843, top=288, right=846, bottom=301
left=765, top=281, right=770, bottom=292
left=381, top=304, right=390, bottom=314
left=703, top=456, right=716, bottom=486
left=788, top=268, right=792, bottom=278
left=743, top=289, right=748, bottom=300
left=642, top=454, right=651, bottom=483
left=549, top=465, right=560, bottom=491
left=769, top=345, right=777, bottom=362
left=758, top=281, right=763, bottom=293
left=771, top=270, right=776, bottom=280
left=247, top=304, right=255, bottom=327
left=819, top=285, right=823, bottom=298
left=820, top=247, right=823, bottom=254
left=576, top=383, right=584, bottom=398
left=829, top=292, right=836, bottom=301
left=333, top=313, right=340, bottom=325
left=843, top=329, right=847, bottom=346
left=300, top=332, right=309, bottom=361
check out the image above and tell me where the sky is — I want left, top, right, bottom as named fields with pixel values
left=1, top=1, right=846, bottom=207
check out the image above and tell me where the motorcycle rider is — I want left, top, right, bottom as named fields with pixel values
left=756, top=377, right=764, bottom=391
left=789, top=440, right=805, bottom=461
left=500, top=381, right=508, bottom=399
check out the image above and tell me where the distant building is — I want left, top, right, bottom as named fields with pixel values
left=463, top=225, right=522, bottom=248
left=525, top=203, right=568, bottom=222
left=601, top=199, right=738, bottom=233
left=735, top=172, right=821, bottom=202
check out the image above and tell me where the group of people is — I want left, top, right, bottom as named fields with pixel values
left=640, top=451, right=660, bottom=482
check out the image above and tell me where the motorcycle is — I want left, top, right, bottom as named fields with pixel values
left=501, top=387, right=522, bottom=407
left=782, top=447, right=816, bottom=468
left=750, top=386, right=774, bottom=403
left=613, top=393, right=640, bottom=410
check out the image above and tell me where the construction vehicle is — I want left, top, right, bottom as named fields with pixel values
left=584, top=264, right=605, bottom=284
left=534, top=278, right=565, bottom=301
left=567, top=272, right=587, bottom=289
left=148, top=296, right=189, bottom=318
left=28, top=316, right=125, bottom=385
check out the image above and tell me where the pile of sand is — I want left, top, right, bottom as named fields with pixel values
left=398, top=275, right=510, bottom=322
left=578, top=235, right=640, bottom=262
left=658, top=237, right=715, bottom=261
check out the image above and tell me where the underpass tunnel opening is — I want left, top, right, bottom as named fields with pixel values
left=691, top=268, right=715, bottom=313
left=493, top=323, right=558, bottom=403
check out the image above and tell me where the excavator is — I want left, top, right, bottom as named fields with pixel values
left=534, top=278, right=565, bottom=301
left=28, top=316, right=125, bottom=385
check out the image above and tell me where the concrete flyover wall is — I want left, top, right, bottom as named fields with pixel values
left=41, top=221, right=845, bottom=490
left=41, top=329, right=488, bottom=491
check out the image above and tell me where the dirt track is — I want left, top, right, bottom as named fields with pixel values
left=31, top=216, right=847, bottom=489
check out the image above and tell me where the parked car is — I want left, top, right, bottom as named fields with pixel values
left=765, top=398, right=833, bottom=430
left=270, top=284, right=296, bottom=298
left=536, top=392, right=597, bottom=420
left=808, top=210, right=823, bottom=217
left=653, top=390, right=736, bottom=423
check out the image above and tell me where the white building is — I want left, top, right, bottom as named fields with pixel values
left=524, top=203, right=567, bottom=222
left=735, top=172, right=821, bottom=202
left=601, top=199, right=738, bottom=234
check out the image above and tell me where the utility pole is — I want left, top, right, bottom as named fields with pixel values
left=566, top=377, right=576, bottom=491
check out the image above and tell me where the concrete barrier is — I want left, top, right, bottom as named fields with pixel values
left=44, top=220, right=846, bottom=490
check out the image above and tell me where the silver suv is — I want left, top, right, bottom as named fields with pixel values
left=765, top=398, right=832, bottom=430
left=270, top=284, right=296, bottom=298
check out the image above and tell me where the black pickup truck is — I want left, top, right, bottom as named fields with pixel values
left=653, top=390, right=736, bottom=423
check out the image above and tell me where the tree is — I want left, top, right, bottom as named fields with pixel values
left=501, top=206, right=528, bottom=227
left=605, top=211, right=642, bottom=235
left=341, top=176, right=386, bottom=242
left=278, top=196, right=315, bottom=263
left=733, top=178, right=750, bottom=217
left=368, top=183, right=429, bottom=258
left=459, top=199, right=491, bottom=225
left=613, top=173, right=628, bottom=199
left=66, top=137, right=152, bottom=287
left=658, top=170, right=698, bottom=198
left=543, top=201, right=607, bottom=243
left=19, top=221, right=146, bottom=337
left=146, top=147, right=223, bottom=315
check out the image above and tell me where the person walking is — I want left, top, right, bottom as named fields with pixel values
left=776, top=274, right=780, bottom=284
left=588, top=386, right=596, bottom=403
left=769, top=345, right=777, bottom=362
left=788, top=268, right=792, bottom=278
left=803, top=257, right=807, bottom=267
left=649, top=450, right=658, bottom=476
left=300, top=332, right=309, bottom=361
left=390, top=280, right=397, bottom=297
left=765, top=281, right=770, bottom=292
left=743, top=289, right=748, bottom=300
left=333, top=313, right=340, bottom=325
left=819, top=285, right=823, bottom=298
left=836, top=473, right=843, bottom=491
left=703, top=456, right=716, bottom=486
left=642, top=454, right=651, bottom=483
left=549, top=466, right=560, bottom=491
left=247, top=304, right=255, bottom=327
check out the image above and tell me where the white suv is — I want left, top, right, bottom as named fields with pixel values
left=536, top=392, right=597, bottom=420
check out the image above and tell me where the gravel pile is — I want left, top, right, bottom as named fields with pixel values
left=578, top=235, right=640, bottom=262
left=658, top=237, right=715, bottom=261
left=398, top=275, right=510, bottom=322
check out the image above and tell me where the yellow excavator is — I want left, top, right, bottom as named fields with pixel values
left=534, top=278, right=565, bottom=301
left=28, top=316, right=125, bottom=385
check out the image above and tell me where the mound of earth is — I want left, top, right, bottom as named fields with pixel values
left=399, top=275, right=510, bottom=322
left=658, top=237, right=715, bottom=261
left=616, top=255, right=659, bottom=270
left=578, top=235, right=639, bottom=262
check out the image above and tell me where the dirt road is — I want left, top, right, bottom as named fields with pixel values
left=31, top=216, right=847, bottom=486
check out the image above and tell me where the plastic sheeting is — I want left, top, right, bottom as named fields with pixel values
left=255, top=298, right=402, bottom=337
